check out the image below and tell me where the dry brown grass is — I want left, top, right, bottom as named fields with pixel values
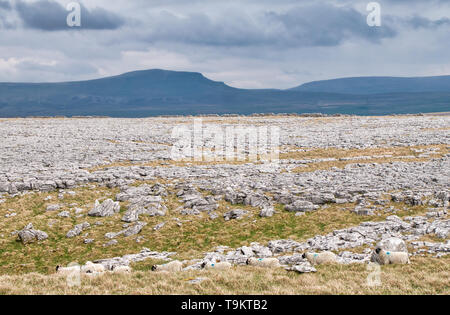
left=410, top=233, right=446, bottom=244
left=0, top=256, right=448, bottom=295
left=86, top=153, right=276, bottom=172
left=291, top=157, right=432, bottom=173
left=0, top=182, right=433, bottom=276
left=283, top=144, right=449, bottom=173
left=281, top=144, right=448, bottom=160
left=86, top=159, right=244, bottom=172
left=0, top=186, right=446, bottom=296
left=87, top=144, right=449, bottom=173
left=420, top=127, right=450, bottom=132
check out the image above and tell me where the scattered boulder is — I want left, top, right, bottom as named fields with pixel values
left=122, top=204, right=166, bottom=223
left=353, top=206, right=375, bottom=216
left=224, top=189, right=247, bottom=205
left=209, top=212, right=219, bottom=220
left=259, top=206, right=275, bottom=217
left=337, top=251, right=370, bottom=264
left=224, top=209, right=249, bottom=221
left=187, top=277, right=208, bottom=284
left=46, top=204, right=61, bottom=212
left=285, top=200, right=318, bottom=213
left=244, top=193, right=271, bottom=208
left=58, top=211, right=70, bottom=218
left=103, top=240, right=118, bottom=247
left=286, top=263, right=317, bottom=274
left=250, top=243, right=273, bottom=257
left=277, top=254, right=306, bottom=265
left=88, top=199, right=120, bottom=217
left=94, top=248, right=175, bottom=271
left=17, top=223, right=48, bottom=244
left=307, top=193, right=336, bottom=205
left=66, top=222, right=90, bottom=238
left=123, top=221, right=147, bottom=237
left=268, top=239, right=303, bottom=254
left=105, top=221, right=147, bottom=239
left=153, top=222, right=165, bottom=231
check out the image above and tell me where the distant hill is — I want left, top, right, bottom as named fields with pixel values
left=0, top=70, right=449, bottom=117
left=290, top=75, right=450, bottom=95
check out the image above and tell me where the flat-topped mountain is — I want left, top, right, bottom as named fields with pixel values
left=0, top=70, right=449, bottom=117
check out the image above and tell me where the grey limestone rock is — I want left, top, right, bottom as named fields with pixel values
left=94, top=248, right=175, bottom=270
left=66, top=222, right=90, bottom=238
left=153, top=222, right=166, bottom=231
left=259, top=206, right=275, bottom=217
left=224, top=209, right=249, bottom=221
left=285, top=200, right=318, bottom=212
left=286, top=263, right=317, bottom=273
left=88, top=199, right=120, bottom=217
left=17, top=223, right=48, bottom=244
left=46, top=204, right=61, bottom=212
left=58, top=211, right=70, bottom=218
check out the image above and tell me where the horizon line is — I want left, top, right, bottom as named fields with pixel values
left=2, top=68, right=450, bottom=91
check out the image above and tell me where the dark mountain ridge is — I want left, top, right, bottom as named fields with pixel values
left=0, top=69, right=449, bottom=117
left=291, top=75, right=450, bottom=94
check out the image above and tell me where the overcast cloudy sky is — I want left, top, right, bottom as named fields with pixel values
left=0, top=0, right=449, bottom=88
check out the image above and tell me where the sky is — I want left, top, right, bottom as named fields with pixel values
left=0, top=0, right=449, bottom=89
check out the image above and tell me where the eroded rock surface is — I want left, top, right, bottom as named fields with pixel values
left=17, top=223, right=48, bottom=244
left=0, top=116, right=448, bottom=276
left=88, top=199, right=120, bottom=217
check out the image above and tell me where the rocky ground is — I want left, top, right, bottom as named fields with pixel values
left=0, top=115, right=448, bottom=294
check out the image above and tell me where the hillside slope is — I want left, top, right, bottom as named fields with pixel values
left=0, top=70, right=449, bottom=117
left=291, top=75, right=450, bottom=95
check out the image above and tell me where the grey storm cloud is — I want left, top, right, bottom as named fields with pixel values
left=0, top=0, right=14, bottom=29
left=14, top=0, right=124, bottom=30
left=15, top=58, right=98, bottom=76
left=143, top=4, right=396, bottom=48
left=0, top=0, right=11, bottom=10
left=406, top=16, right=450, bottom=29
left=0, top=0, right=449, bottom=87
left=2, top=0, right=447, bottom=45
left=263, top=4, right=396, bottom=46
left=383, top=14, right=450, bottom=31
